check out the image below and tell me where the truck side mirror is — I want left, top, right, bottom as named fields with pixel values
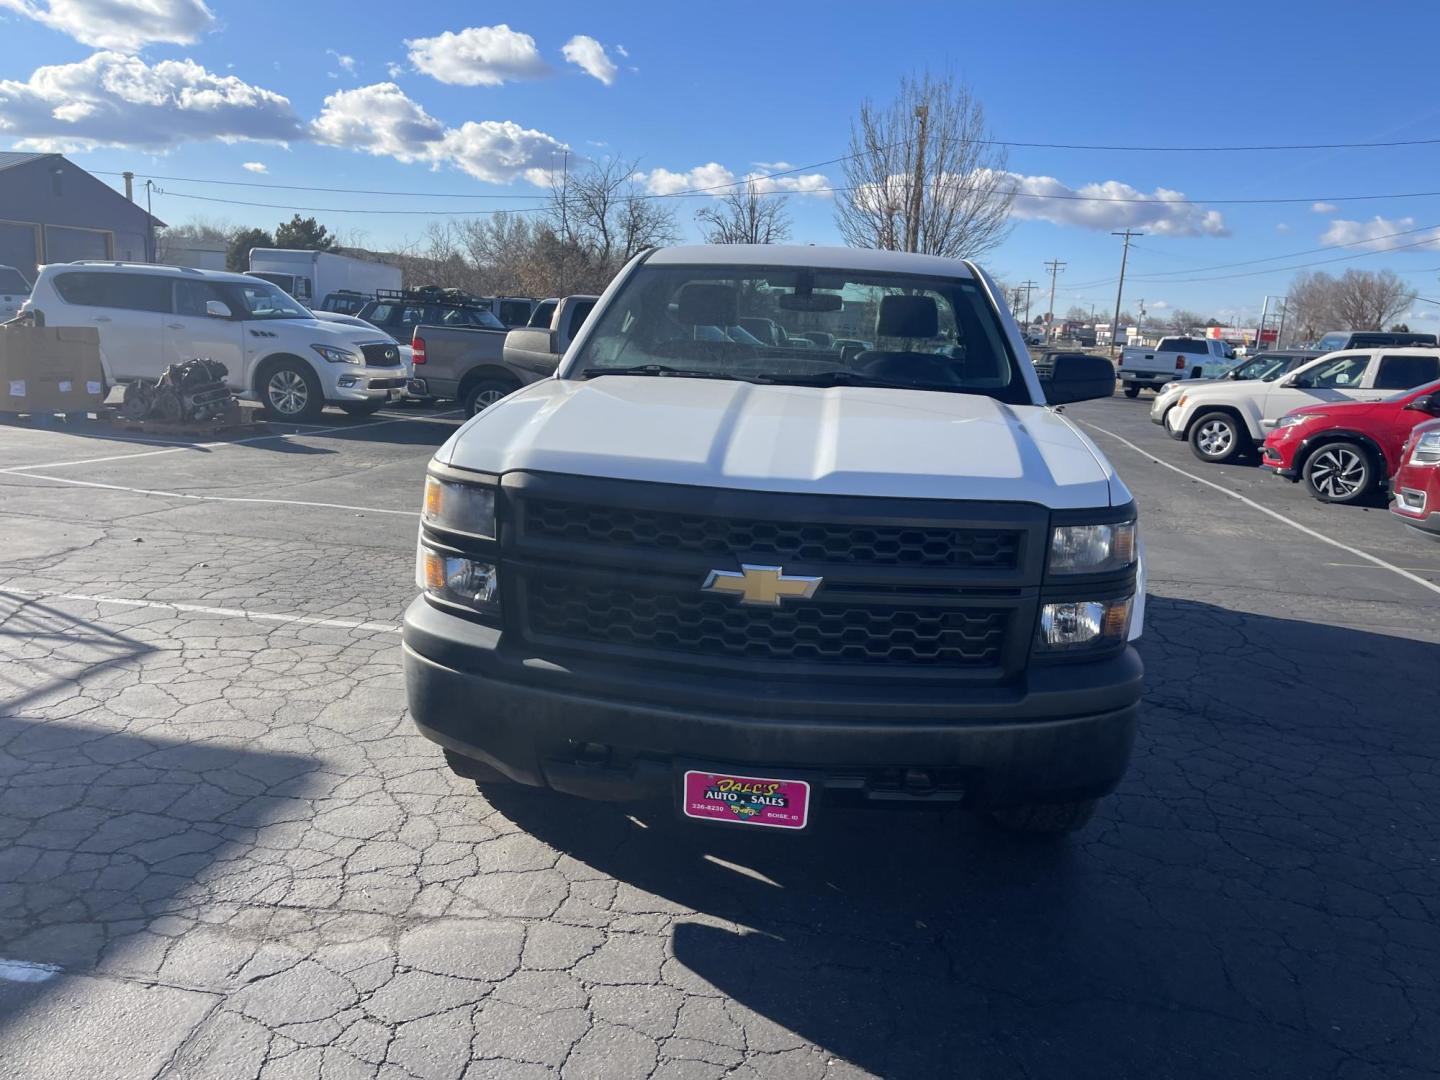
left=1040, top=353, right=1115, bottom=406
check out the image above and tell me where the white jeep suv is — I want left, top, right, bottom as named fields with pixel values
left=22, top=261, right=410, bottom=420
left=1165, top=347, right=1440, bottom=463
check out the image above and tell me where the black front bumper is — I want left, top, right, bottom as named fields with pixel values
left=403, top=598, right=1143, bottom=809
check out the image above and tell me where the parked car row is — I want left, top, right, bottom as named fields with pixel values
left=1125, top=340, right=1440, bottom=536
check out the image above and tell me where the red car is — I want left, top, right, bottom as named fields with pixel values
left=1261, top=380, right=1440, bottom=503
left=1390, top=416, right=1440, bottom=537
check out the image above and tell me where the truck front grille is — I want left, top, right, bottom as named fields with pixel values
left=522, top=498, right=1021, bottom=569
left=524, top=575, right=1008, bottom=668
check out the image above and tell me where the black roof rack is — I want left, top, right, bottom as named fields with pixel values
left=374, top=285, right=489, bottom=308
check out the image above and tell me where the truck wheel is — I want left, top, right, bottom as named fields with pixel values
left=260, top=360, right=324, bottom=422
left=990, top=798, right=1099, bottom=834
left=442, top=748, right=511, bottom=786
left=1188, top=411, right=1247, bottom=464
left=1303, top=441, right=1375, bottom=504
left=1123, top=385, right=1141, bottom=398
left=462, top=379, right=516, bottom=417
left=340, top=399, right=387, bottom=417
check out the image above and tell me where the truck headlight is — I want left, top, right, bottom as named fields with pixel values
left=418, top=546, right=499, bottom=613
left=1037, top=596, right=1132, bottom=650
left=1048, top=520, right=1136, bottom=574
left=422, top=476, right=496, bottom=538
left=1410, top=431, right=1440, bottom=465
left=312, top=343, right=361, bottom=365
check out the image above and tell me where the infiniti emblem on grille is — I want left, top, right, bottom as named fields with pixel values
left=702, top=564, right=823, bottom=607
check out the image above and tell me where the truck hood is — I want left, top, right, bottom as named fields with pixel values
left=438, top=376, right=1119, bottom=508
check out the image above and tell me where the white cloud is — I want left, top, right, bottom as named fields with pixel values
left=434, top=121, right=569, bottom=184
left=1311, top=201, right=1339, bottom=214
left=997, top=172, right=1229, bottom=237
left=0, top=51, right=304, bottom=151
left=615, top=44, right=629, bottom=58
left=635, top=162, right=831, bottom=198
left=1275, top=222, right=1292, bottom=233
left=311, top=82, right=444, bottom=162
left=636, top=163, right=736, bottom=196
left=0, top=0, right=213, bottom=51
left=385, top=61, right=404, bottom=78
left=1318, top=214, right=1440, bottom=252
left=562, top=35, right=617, bottom=86
left=326, top=50, right=356, bottom=74
left=311, top=82, right=568, bottom=185
left=241, top=160, right=267, bottom=173
left=406, top=25, right=548, bottom=87
left=1150, top=300, right=1170, bottom=310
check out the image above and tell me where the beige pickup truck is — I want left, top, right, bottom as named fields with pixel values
left=411, top=294, right=596, bottom=416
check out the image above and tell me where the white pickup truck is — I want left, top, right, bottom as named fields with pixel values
left=403, top=244, right=1146, bottom=837
left=1118, top=336, right=1235, bottom=397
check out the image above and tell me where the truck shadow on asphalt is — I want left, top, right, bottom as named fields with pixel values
left=484, top=595, right=1440, bottom=1079
left=0, top=600, right=315, bottom=1034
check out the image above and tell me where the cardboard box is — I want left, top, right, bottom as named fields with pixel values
left=0, top=324, right=105, bottom=414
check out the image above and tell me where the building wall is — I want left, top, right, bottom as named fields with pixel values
left=0, top=157, right=156, bottom=281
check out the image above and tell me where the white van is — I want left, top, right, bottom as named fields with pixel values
left=22, top=262, right=409, bottom=420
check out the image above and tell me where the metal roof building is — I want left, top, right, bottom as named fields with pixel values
left=0, top=152, right=164, bottom=281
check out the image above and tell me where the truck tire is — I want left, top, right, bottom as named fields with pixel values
left=1188, top=411, right=1247, bottom=464
left=462, top=379, right=516, bottom=418
left=990, top=798, right=1099, bottom=834
left=259, top=358, right=324, bottom=422
left=1123, top=385, right=1141, bottom=398
left=442, top=748, right=511, bottom=786
left=1302, top=441, right=1375, bottom=504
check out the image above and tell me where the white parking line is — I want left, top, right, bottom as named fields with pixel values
left=0, top=588, right=402, bottom=634
left=1080, top=420, right=1440, bottom=599
left=3, top=471, right=420, bottom=517
left=0, top=410, right=460, bottom=473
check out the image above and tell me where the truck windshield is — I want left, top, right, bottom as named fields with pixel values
left=228, top=282, right=311, bottom=320
left=567, top=264, right=1029, bottom=403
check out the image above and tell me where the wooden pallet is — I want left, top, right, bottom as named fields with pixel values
left=100, top=408, right=266, bottom=437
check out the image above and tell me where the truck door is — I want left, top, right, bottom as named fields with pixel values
left=166, top=280, right=246, bottom=389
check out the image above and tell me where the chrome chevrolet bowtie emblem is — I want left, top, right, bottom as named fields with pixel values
left=702, top=564, right=823, bottom=607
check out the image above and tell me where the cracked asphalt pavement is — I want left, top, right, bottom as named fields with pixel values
left=1, top=394, right=1438, bottom=1079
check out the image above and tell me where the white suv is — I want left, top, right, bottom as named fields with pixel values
left=1165, top=347, right=1440, bottom=463
left=22, top=261, right=410, bottom=420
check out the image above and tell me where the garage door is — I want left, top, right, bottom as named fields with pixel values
left=45, top=225, right=112, bottom=263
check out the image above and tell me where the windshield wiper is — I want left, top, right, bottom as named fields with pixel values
left=579, top=364, right=751, bottom=382
left=755, top=369, right=943, bottom=391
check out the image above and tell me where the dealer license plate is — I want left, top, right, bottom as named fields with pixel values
left=681, top=770, right=811, bottom=830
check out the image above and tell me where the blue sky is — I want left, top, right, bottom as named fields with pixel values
left=3, top=0, right=1440, bottom=326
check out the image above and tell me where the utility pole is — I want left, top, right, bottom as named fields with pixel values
left=122, top=170, right=134, bottom=202
left=144, top=179, right=156, bottom=263
left=1019, top=279, right=1039, bottom=328
left=1109, top=229, right=1143, bottom=356
left=1044, top=258, right=1066, bottom=339
left=904, top=104, right=929, bottom=253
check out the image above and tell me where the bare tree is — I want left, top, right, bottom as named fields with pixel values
left=1164, top=309, right=1204, bottom=335
left=551, top=157, right=679, bottom=281
left=695, top=181, right=792, bottom=245
left=1062, top=305, right=1091, bottom=324
left=1333, top=268, right=1413, bottom=331
left=1286, top=268, right=1415, bottom=343
left=835, top=69, right=1014, bottom=259
left=155, top=218, right=232, bottom=263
